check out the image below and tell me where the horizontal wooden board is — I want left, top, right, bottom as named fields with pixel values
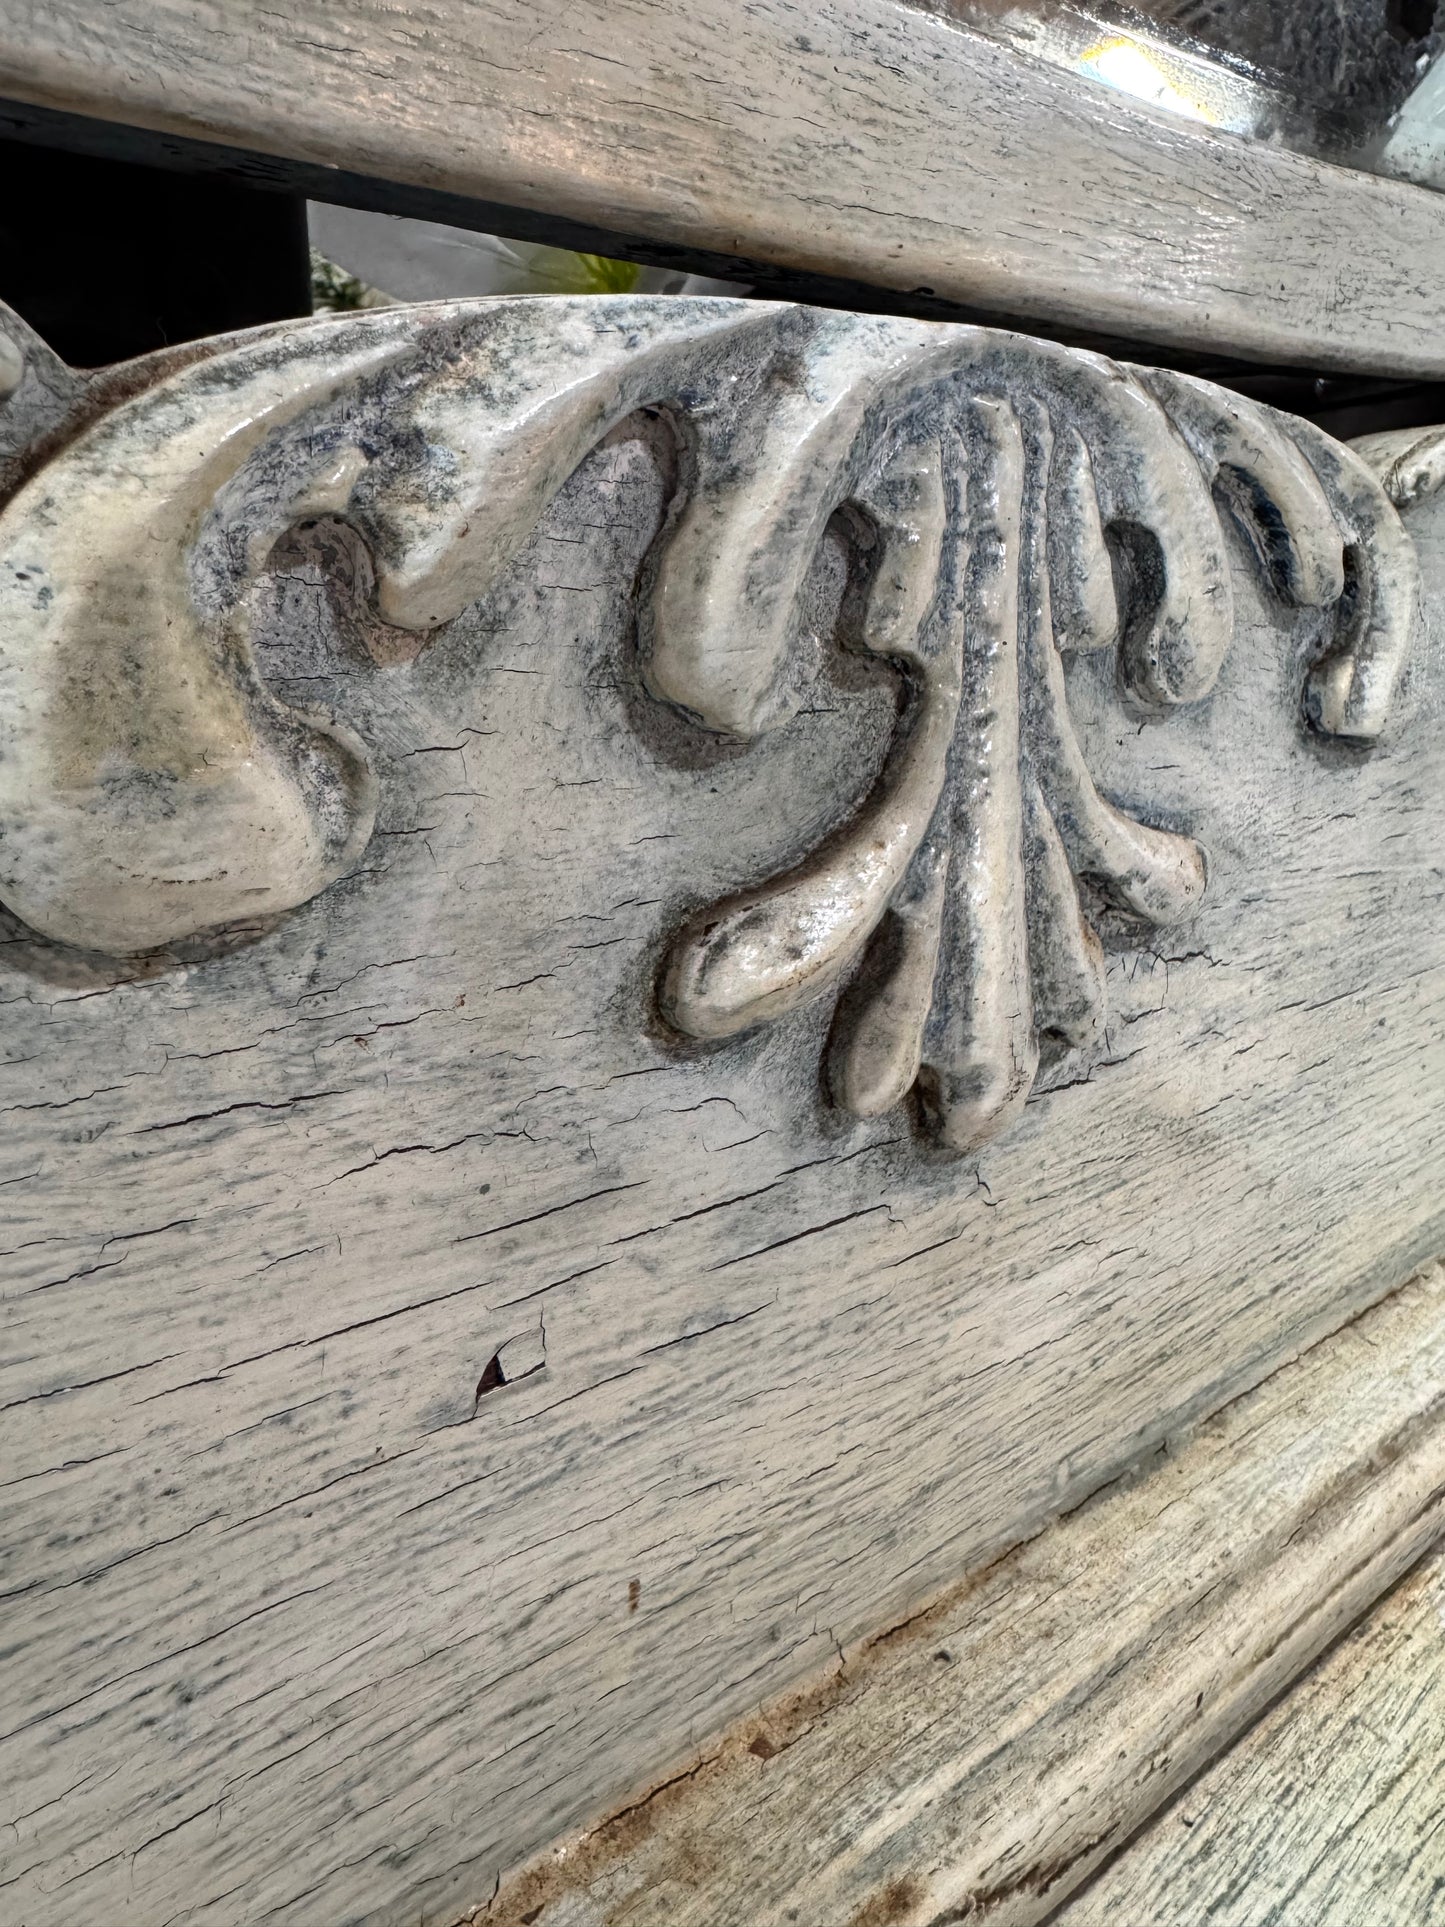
left=4, top=1, right=1445, bottom=373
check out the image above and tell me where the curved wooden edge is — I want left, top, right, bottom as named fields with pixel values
left=4, top=1, right=1445, bottom=377
left=1058, top=1547, right=1445, bottom=1924
left=474, top=1260, right=1445, bottom=1927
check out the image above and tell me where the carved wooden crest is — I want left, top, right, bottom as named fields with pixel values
left=0, top=297, right=1430, bottom=1153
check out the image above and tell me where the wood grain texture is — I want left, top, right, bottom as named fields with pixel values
left=477, top=1261, right=1445, bottom=1927
left=1059, top=1540, right=1445, bottom=1926
left=0, top=299, right=1443, bottom=1927
left=4, top=0, right=1445, bottom=374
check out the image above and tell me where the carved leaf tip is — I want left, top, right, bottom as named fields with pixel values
left=0, top=332, right=398, bottom=952
left=659, top=325, right=1412, bottom=1156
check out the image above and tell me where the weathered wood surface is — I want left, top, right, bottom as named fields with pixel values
left=478, top=1261, right=1445, bottom=1927
left=1060, top=1541, right=1445, bottom=1926
left=6, top=0, right=1445, bottom=374
left=0, top=295, right=1443, bottom=1927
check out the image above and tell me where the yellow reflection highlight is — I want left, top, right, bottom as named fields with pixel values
left=1079, top=37, right=1221, bottom=127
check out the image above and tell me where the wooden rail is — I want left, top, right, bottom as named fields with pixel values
left=3, top=0, right=1445, bottom=372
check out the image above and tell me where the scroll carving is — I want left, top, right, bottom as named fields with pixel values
left=0, top=297, right=1431, bottom=1155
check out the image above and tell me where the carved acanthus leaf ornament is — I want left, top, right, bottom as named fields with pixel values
left=0, top=298, right=1429, bottom=1153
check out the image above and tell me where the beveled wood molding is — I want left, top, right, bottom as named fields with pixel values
left=475, top=1261, right=1445, bottom=1927
left=8, top=2, right=1445, bottom=374
left=1060, top=1550, right=1445, bottom=1927
left=0, top=296, right=1433, bottom=1158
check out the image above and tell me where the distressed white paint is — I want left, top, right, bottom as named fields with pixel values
left=1060, top=1535, right=1445, bottom=1925
left=0, top=297, right=1443, bottom=1927
left=481, top=1262, right=1445, bottom=1927
left=0, top=298, right=1414, bottom=1153
left=5, top=1, right=1445, bottom=372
